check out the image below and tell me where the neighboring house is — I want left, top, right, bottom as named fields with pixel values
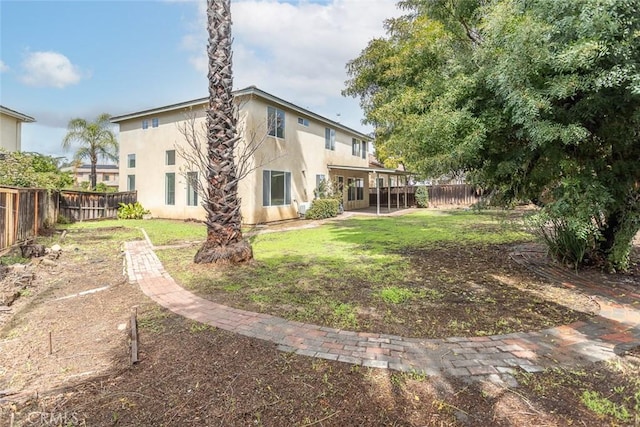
left=111, top=86, right=407, bottom=224
left=0, top=106, right=35, bottom=152
left=60, top=164, right=120, bottom=189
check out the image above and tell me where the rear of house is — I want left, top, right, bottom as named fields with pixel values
left=112, top=86, right=402, bottom=224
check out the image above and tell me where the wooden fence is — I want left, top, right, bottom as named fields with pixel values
left=58, top=190, right=137, bottom=222
left=1, top=186, right=56, bottom=252
left=1, top=187, right=137, bottom=252
left=369, top=184, right=482, bottom=207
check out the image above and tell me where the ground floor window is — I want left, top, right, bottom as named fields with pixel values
left=186, top=171, right=198, bottom=206
left=127, top=175, right=135, bottom=191
left=348, top=177, right=364, bottom=201
left=263, top=170, right=291, bottom=206
left=165, top=172, right=175, bottom=205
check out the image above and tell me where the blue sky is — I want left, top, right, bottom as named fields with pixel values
left=0, top=0, right=399, bottom=159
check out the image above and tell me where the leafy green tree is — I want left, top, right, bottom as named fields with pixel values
left=62, top=113, right=118, bottom=190
left=0, top=150, right=73, bottom=189
left=345, top=0, right=640, bottom=270
left=193, top=0, right=253, bottom=264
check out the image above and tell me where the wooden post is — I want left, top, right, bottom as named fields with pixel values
left=49, top=331, right=52, bottom=355
left=130, top=312, right=139, bottom=364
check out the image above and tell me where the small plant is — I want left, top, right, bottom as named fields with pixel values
left=117, top=202, right=150, bottom=220
left=57, top=214, right=75, bottom=224
left=378, top=286, right=415, bottom=304
left=581, top=390, right=632, bottom=422
left=415, top=186, right=429, bottom=208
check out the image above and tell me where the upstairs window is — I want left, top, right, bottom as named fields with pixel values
left=166, top=149, right=176, bottom=166
left=297, top=117, right=309, bottom=127
left=352, top=138, right=361, bottom=157
left=152, top=117, right=159, bottom=128
left=142, top=120, right=149, bottom=130
left=267, top=106, right=285, bottom=138
left=127, top=154, right=136, bottom=168
left=325, top=128, right=335, bottom=151
left=361, top=141, right=367, bottom=159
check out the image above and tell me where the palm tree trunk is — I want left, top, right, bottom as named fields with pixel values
left=194, top=0, right=253, bottom=264
left=90, top=157, right=97, bottom=190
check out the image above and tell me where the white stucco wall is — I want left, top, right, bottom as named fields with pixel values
left=0, top=114, right=21, bottom=152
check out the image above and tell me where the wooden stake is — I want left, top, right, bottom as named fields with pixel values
left=48, top=331, right=52, bottom=355
left=130, top=312, right=139, bottom=364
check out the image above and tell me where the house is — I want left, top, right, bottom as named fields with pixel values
left=60, top=164, right=120, bottom=189
left=0, top=106, right=35, bottom=152
left=111, top=86, right=408, bottom=224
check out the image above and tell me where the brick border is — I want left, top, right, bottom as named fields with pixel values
left=125, top=239, right=640, bottom=386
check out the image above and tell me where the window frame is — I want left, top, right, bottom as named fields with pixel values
left=152, top=117, right=159, bottom=128
left=361, top=141, right=367, bottom=159
left=297, top=117, right=309, bottom=127
left=262, top=170, right=291, bottom=207
left=166, top=149, right=176, bottom=166
left=267, top=106, right=285, bottom=138
left=352, top=138, right=361, bottom=157
left=127, top=154, right=136, bottom=168
left=186, top=171, right=198, bottom=207
left=165, top=172, right=175, bottom=205
left=142, top=120, right=149, bottom=130
left=325, top=128, right=336, bottom=151
left=127, top=174, right=135, bottom=191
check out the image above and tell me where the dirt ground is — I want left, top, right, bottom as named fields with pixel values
left=0, top=226, right=639, bottom=426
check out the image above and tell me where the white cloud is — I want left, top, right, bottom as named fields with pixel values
left=0, top=60, right=8, bottom=72
left=20, top=51, right=83, bottom=88
left=182, top=0, right=400, bottom=122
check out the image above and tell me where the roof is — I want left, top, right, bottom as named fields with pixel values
left=110, top=86, right=371, bottom=141
left=0, top=105, right=36, bottom=122
left=327, top=164, right=410, bottom=175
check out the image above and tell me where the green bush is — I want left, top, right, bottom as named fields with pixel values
left=415, top=186, right=429, bottom=208
left=117, top=202, right=150, bottom=220
left=305, top=199, right=339, bottom=220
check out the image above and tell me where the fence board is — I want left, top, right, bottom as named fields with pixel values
left=58, top=190, right=137, bottom=222
left=369, top=184, right=482, bottom=207
left=1, top=187, right=137, bottom=252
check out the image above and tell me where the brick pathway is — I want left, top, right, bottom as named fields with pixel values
left=124, top=239, right=640, bottom=387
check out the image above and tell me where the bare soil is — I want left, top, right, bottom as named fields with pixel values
left=0, top=226, right=639, bottom=426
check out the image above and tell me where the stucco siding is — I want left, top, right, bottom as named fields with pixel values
left=114, top=88, right=374, bottom=224
left=0, top=114, right=21, bottom=152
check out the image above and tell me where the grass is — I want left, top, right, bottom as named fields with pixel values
left=56, top=209, right=539, bottom=336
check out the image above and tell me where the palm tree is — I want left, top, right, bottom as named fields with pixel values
left=62, top=113, right=118, bottom=190
left=193, top=0, right=253, bottom=264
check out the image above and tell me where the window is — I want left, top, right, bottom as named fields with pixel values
left=325, top=128, right=335, bottom=150
left=262, top=170, right=291, bottom=206
left=337, top=176, right=344, bottom=196
left=352, top=138, right=361, bottom=156
left=127, top=175, right=135, bottom=191
left=297, top=117, right=309, bottom=127
left=166, top=149, right=175, bottom=166
left=315, top=174, right=325, bottom=198
left=127, top=154, right=136, bottom=168
left=356, top=178, right=364, bottom=200
left=152, top=117, right=159, bottom=128
left=103, top=174, right=110, bottom=181
left=142, top=120, right=149, bottom=130
left=378, top=178, right=384, bottom=188
left=361, top=141, right=367, bottom=159
left=267, top=106, right=285, bottom=138
left=347, top=177, right=364, bottom=201
left=347, top=178, right=355, bottom=201
left=165, top=173, right=175, bottom=205
left=186, top=171, right=198, bottom=206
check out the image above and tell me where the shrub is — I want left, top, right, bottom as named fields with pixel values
left=305, top=199, right=339, bottom=220
left=415, top=186, right=429, bottom=208
left=117, top=202, right=150, bottom=220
